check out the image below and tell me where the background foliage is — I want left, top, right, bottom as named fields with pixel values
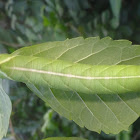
left=0, top=0, right=140, bottom=140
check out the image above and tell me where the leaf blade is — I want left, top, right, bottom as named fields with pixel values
left=43, top=137, right=87, bottom=140
left=0, top=79, right=12, bottom=140
left=1, top=36, right=140, bottom=134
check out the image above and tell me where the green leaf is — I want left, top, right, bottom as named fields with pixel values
left=109, top=0, right=122, bottom=28
left=0, top=79, right=12, bottom=140
left=109, top=0, right=122, bottom=18
left=1, top=37, right=140, bottom=134
left=43, top=137, right=87, bottom=140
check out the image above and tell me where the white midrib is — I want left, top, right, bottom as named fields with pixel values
left=8, top=67, right=140, bottom=80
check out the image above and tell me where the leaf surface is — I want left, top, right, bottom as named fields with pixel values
left=1, top=37, right=140, bottom=134
left=44, top=137, right=87, bottom=140
left=0, top=79, right=11, bottom=140
left=44, top=137, right=86, bottom=140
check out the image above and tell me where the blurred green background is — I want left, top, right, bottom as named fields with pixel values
left=0, top=0, right=140, bottom=140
